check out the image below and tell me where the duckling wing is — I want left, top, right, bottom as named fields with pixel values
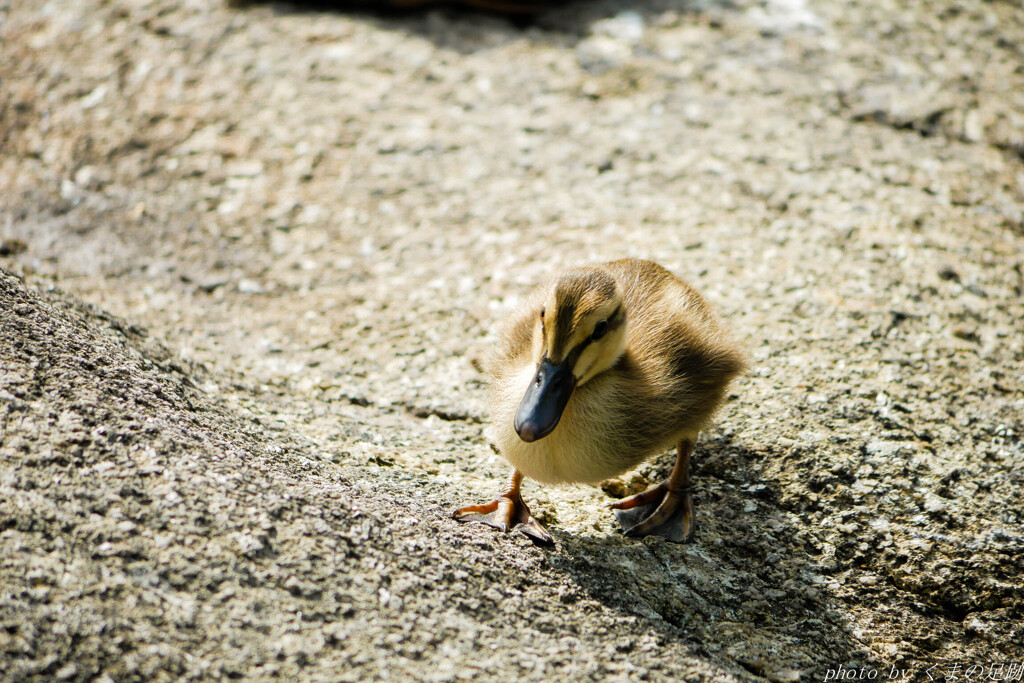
left=604, top=259, right=746, bottom=443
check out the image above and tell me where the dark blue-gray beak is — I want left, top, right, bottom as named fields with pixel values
left=514, top=357, right=577, bottom=442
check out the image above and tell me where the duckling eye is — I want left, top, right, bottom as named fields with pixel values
left=591, top=320, right=609, bottom=341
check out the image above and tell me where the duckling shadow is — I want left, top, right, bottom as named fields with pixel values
left=234, top=0, right=733, bottom=53
left=545, top=437, right=883, bottom=679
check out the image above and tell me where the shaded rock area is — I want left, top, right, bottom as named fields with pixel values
left=2, top=0, right=1024, bottom=680
left=0, top=271, right=752, bottom=681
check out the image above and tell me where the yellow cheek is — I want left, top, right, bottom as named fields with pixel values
left=573, top=348, right=594, bottom=378
left=576, top=330, right=627, bottom=384
left=575, top=345, right=605, bottom=381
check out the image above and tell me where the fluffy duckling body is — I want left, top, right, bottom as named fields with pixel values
left=454, top=259, right=745, bottom=544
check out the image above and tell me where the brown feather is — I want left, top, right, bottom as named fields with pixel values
left=485, top=258, right=746, bottom=485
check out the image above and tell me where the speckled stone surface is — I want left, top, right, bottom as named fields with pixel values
left=2, top=0, right=1023, bottom=679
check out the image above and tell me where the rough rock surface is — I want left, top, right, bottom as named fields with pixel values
left=2, top=0, right=1023, bottom=680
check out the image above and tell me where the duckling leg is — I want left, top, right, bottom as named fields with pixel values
left=452, top=468, right=554, bottom=545
left=609, top=439, right=696, bottom=543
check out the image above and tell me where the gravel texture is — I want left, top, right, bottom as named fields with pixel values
left=2, top=0, right=1023, bottom=680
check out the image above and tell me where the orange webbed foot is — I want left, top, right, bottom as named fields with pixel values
left=453, top=493, right=553, bottom=545
left=610, top=483, right=694, bottom=543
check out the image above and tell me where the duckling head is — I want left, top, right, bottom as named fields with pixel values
left=515, top=267, right=627, bottom=443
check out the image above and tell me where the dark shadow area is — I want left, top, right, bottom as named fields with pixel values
left=231, top=0, right=737, bottom=51
left=545, top=435, right=885, bottom=680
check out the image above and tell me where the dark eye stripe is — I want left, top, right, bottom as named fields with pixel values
left=607, top=305, right=623, bottom=329
left=567, top=306, right=623, bottom=359
left=553, top=305, right=624, bottom=361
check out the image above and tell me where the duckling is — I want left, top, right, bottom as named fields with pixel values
left=453, top=258, right=746, bottom=544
